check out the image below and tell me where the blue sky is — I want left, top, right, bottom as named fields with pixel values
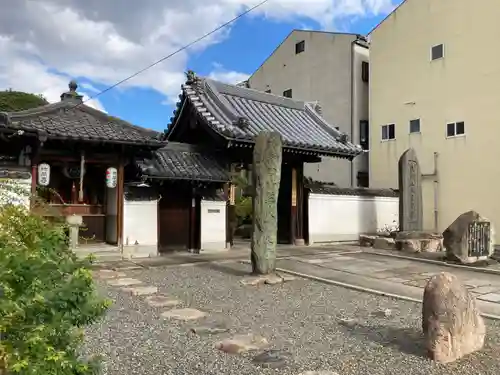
left=91, top=11, right=393, bottom=132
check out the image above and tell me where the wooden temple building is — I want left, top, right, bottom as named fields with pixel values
left=0, top=75, right=362, bottom=258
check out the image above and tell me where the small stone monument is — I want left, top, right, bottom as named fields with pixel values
left=443, top=210, right=494, bottom=264
left=398, top=148, right=423, bottom=231
left=422, top=272, right=485, bottom=363
left=251, top=131, right=282, bottom=275
left=66, top=214, right=83, bottom=250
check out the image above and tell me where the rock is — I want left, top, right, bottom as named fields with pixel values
left=251, top=131, right=282, bottom=274
left=422, top=272, right=486, bottom=363
left=372, top=308, right=392, bottom=318
left=395, top=231, right=443, bottom=253
left=161, top=308, right=207, bottom=321
left=443, top=210, right=495, bottom=264
left=372, top=237, right=396, bottom=250
left=252, top=350, right=291, bottom=368
left=215, top=334, right=269, bottom=354
left=145, top=295, right=180, bottom=308
left=359, top=234, right=376, bottom=247
left=107, top=278, right=143, bottom=286
left=123, top=285, right=158, bottom=296
left=189, top=323, right=229, bottom=335
left=240, top=273, right=296, bottom=286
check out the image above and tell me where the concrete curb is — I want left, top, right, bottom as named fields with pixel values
left=238, top=260, right=500, bottom=321
left=364, top=249, right=500, bottom=276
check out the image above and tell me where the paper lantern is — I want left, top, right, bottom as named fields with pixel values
left=38, top=163, right=50, bottom=186
left=106, top=167, right=118, bottom=188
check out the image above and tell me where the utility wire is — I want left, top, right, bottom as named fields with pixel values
left=76, top=0, right=269, bottom=108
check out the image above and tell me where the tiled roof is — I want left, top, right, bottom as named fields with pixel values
left=308, top=184, right=399, bottom=197
left=168, top=75, right=363, bottom=158
left=138, top=142, right=230, bottom=182
left=0, top=101, right=164, bottom=146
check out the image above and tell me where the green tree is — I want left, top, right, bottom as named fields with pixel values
left=0, top=90, right=48, bottom=112
left=0, top=182, right=110, bottom=374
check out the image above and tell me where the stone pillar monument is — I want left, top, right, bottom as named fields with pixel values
left=251, top=131, right=282, bottom=275
left=398, top=148, right=423, bottom=231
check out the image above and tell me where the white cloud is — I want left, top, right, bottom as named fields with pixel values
left=0, top=0, right=397, bottom=113
left=208, top=63, right=250, bottom=85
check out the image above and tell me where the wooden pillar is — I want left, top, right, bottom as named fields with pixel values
left=290, top=167, right=297, bottom=245
left=295, top=164, right=305, bottom=245
left=30, top=143, right=40, bottom=210
left=189, top=187, right=198, bottom=253
left=116, top=162, right=125, bottom=249
left=227, top=171, right=236, bottom=248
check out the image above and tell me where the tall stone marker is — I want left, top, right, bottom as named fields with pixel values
left=398, top=148, right=423, bottom=231
left=251, top=131, right=283, bottom=275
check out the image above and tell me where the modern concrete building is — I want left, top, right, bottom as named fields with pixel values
left=247, top=30, right=370, bottom=187
left=369, top=0, right=500, bottom=233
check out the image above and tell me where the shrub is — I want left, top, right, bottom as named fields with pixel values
left=0, top=202, right=110, bottom=374
left=235, top=196, right=252, bottom=226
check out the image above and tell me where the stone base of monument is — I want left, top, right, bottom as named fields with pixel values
left=395, top=231, right=444, bottom=253
left=359, top=234, right=396, bottom=250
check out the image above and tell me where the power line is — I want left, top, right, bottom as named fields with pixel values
left=77, top=0, right=269, bottom=108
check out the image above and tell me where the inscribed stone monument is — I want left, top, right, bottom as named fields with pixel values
left=422, top=272, right=485, bottom=363
left=398, top=148, right=423, bottom=231
left=251, top=131, right=282, bottom=275
left=443, top=210, right=494, bottom=264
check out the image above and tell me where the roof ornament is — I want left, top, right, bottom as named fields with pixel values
left=0, top=112, right=11, bottom=125
left=185, top=69, right=204, bottom=91
left=60, top=80, right=83, bottom=102
left=313, top=102, right=322, bottom=115
left=338, top=133, right=349, bottom=143
left=232, top=116, right=250, bottom=129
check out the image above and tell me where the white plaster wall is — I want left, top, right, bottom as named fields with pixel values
left=105, top=184, right=118, bottom=243
left=200, top=200, right=227, bottom=252
left=122, top=199, right=158, bottom=258
left=308, top=193, right=398, bottom=243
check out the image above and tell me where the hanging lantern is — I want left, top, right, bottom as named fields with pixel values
left=38, top=163, right=50, bottom=186
left=105, top=167, right=118, bottom=188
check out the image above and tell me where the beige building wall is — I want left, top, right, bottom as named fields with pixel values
left=248, top=30, right=368, bottom=187
left=369, top=0, right=500, bottom=235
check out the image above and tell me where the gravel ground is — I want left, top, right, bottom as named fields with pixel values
left=84, top=262, right=500, bottom=375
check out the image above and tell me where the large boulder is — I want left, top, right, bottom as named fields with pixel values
left=422, top=272, right=485, bottom=363
left=395, top=231, right=443, bottom=253
left=443, top=210, right=494, bottom=264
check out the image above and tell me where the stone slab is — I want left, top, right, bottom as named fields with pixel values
left=145, top=295, right=181, bottom=308
left=215, top=333, right=269, bottom=354
left=404, top=279, right=430, bottom=288
left=477, top=293, right=500, bottom=303
left=471, top=285, right=500, bottom=295
left=161, top=308, right=207, bottom=321
left=123, top=286, right=158, bottom=296
left=107, top=278, right=143, bottom=286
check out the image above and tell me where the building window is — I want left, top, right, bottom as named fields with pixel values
left=360, top=120, right=369, bottom=150
left=283, top=89, right=292, bottom=98
left=431, top=44, right=444, bottom=60
left=446, top=121, right=465, bottom=137
left=381, top=124, right=395, bottom=140
left=409, top=119, right=421, bottom=133
left=361, top=61, right=369, bottom=83
left=295, top=40, right=305, bottom=54
left=265, top=89, right=271, bottom=93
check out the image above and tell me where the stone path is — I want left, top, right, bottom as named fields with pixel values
left=276, top=248, right=500, bottom=317
left=93, top=267, right=336, bottom=373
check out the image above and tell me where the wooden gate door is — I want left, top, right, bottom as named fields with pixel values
left=158, top=186, right=191, bottom=251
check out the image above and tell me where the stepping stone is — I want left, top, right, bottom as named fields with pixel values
left=123, top=286, right=158, bottom=296
left=215, top=334, right=269, bottom=354
left=145, top=295, right=180, bottom=308
left=190, top=323, right=229, bottom=335
left=161, top=308, right=207, bottom=321
left=96, top=270, right=127, bottom=279
left=108, top=278, right=143, bottom=286
left=240, top=273, right=296, bottom=286
left=252, top=350, right=291, bottom=368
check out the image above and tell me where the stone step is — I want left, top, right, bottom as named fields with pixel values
left=75, top=251, right=123, bottom=261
